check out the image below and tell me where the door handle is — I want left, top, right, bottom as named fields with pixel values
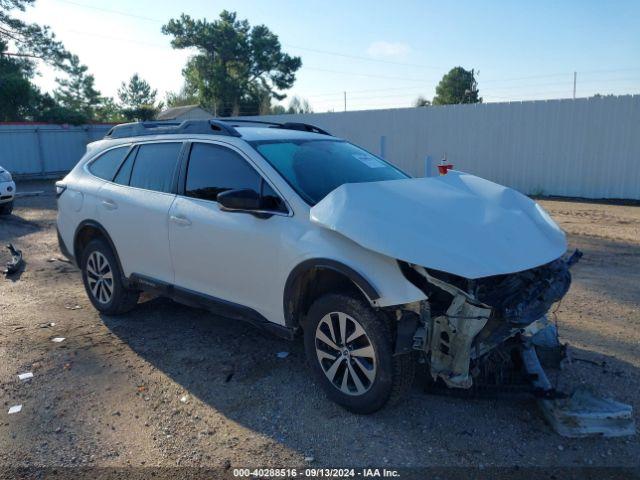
left=101, top=199, right=117, bottom=210
left=170, top=214, right=192, bottom=227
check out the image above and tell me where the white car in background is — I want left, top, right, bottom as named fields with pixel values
left=0, top=165, right=16, bottom=215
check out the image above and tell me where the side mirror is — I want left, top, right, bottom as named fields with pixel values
left=217, top=188, right=262, bottom=212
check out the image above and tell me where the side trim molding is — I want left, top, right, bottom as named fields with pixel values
left=128, top=273, right=296, bottom=340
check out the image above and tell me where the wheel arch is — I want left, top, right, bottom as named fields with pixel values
left=73, top=220, right=127, bottom=283
left=283, top=258, right=380, bottom=330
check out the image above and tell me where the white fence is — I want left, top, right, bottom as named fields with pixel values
left=1, top=96, right=638, bottom=199
left=248, top=95, right=640, bottom=200
left=0, top=124, right=113, bottom=178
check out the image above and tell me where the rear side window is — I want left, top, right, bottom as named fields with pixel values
left=113, top=148, right=135, bottom=186
left=129, top=143, right=182, bottom=193
left=88, top=147, right=129, bottom=181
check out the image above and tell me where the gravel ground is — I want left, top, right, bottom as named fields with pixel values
left=0, top=181, right=638, bottom=473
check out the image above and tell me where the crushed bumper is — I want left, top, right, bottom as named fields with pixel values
left=393, top=249, right=635, bottom=437
left=398, top=250, right=581, bottom=389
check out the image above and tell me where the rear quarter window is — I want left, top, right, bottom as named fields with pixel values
left=88, top=147, right=130, bottom=181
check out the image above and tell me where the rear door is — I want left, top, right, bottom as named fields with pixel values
left=168, top=141, right=290, bottom=322
left=97, top=141, right=184, bottom=283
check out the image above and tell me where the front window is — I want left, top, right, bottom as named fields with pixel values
left=250, top=139, right=409, bottom=205
left=185, top=143, right=287, bottom=213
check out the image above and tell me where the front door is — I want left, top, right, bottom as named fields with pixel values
left=168, top=142, right=289, bottom=323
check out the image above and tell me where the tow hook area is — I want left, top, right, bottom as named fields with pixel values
left=412, top=266, right=491, bottom=389
left=429, top=295, right=490, bottom=389
left=397, top=258, right=636, bottom=438
left=521, top=327, right=636, bottom=438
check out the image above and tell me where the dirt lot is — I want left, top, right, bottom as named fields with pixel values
left=1, top=181, right=639, bottom=473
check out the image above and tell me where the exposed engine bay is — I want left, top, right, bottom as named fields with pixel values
left=397, top=250, right=582, bottom=389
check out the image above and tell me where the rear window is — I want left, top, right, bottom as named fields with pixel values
left=89, top=147, right=129, bottom=181
left=129, top=143, right=182, bottom=193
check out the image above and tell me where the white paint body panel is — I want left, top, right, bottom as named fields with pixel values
left=168, top=195, right=288, bottom=322
left=311, top=170, right=567, bottom=279
left=97, top=182, right=175, bottom=284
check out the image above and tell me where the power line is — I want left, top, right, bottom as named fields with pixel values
left=52, top=0, right=444, bottom=70
left=54, top=0, right=162, bottom=22
left=47, top=0, right=640, bottom=107
left=283, top=44, right=443, bottom=70
left=64, top=28, right=170, bottom=49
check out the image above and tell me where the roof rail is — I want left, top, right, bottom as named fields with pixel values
left=104, top=118, right=331, bottom=139
left=224, top=118, right=282, bottom=127
left=225, top=118, right=332, bottom=136
left=104, top=120, right=241, bottom=139
left=276, top=122, right=331, bottom=136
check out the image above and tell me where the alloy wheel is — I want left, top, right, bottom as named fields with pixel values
left=86, top=251, right=114, bottom=304
left=315, top=311, right=377, bottom=396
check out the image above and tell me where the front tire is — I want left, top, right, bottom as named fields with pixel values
left=80, top=239, right=139, bottom=315
left=304, top=293, right=415, bottom=414
left=0, top=200, right=13, bottom=215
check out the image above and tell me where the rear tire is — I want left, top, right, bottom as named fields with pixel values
left=0, top=200, right=13, bottom=215
left=80, top=238, right=139, bottom=315
left=304, top=293, right=415, bottom=414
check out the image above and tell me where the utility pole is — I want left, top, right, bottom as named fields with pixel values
left=573, top=71, right=577, bottom=99
left=344, top=91, right=347, bottom=112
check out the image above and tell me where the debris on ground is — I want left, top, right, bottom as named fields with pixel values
left=17, top=372, right=33, bottom=381
left=3, top=243, right=24, bottom=275
left=180, top=395, right=189, bottom=403
left=8, top=405, right=22, bottom=414
left=539, top=386, right=636, bottom=438
left=64, top=305, right=82, bottom=310
left=51, top=337, right=65, bottom=343
left=38, top=322, right=56, bottom=328
left=276, top=351, right=290, bottom=359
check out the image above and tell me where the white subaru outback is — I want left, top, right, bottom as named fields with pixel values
left=56, top=119, right=576, bottom=413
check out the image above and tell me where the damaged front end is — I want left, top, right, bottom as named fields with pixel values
left=397, top=250, right=582, bottom=390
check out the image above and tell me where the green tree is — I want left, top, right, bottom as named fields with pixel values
left=53, top=55, right=103, bottom=122
left=414, top=95, right=431, bottom=107
left=33, top=92, right=90, bottom=124
left=118, top=73, right=160, bottom=121
left=165, top=85, right=199, bottom=108
left=269, top=104, right=286, bottom=114
left=95, top=97, right=126, bottom=123
left=432, top=67, right=481, bottom=105
left=0, top=40, right=39, bottom=120
left=286, top=96, right=312, bottom=114
left=162, top=10, right=302, bottom=117
left=2, top=1, right=106, bottom=123
left=0, top=0, right=71, bottom=70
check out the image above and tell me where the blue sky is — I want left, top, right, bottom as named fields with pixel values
left=24, top=0, right=640, bottom=112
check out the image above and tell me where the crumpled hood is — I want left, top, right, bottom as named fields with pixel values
left=310, top=171, right=567, bottom=279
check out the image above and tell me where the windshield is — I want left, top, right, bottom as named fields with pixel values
left=250, top=139, right=409, bottom=205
